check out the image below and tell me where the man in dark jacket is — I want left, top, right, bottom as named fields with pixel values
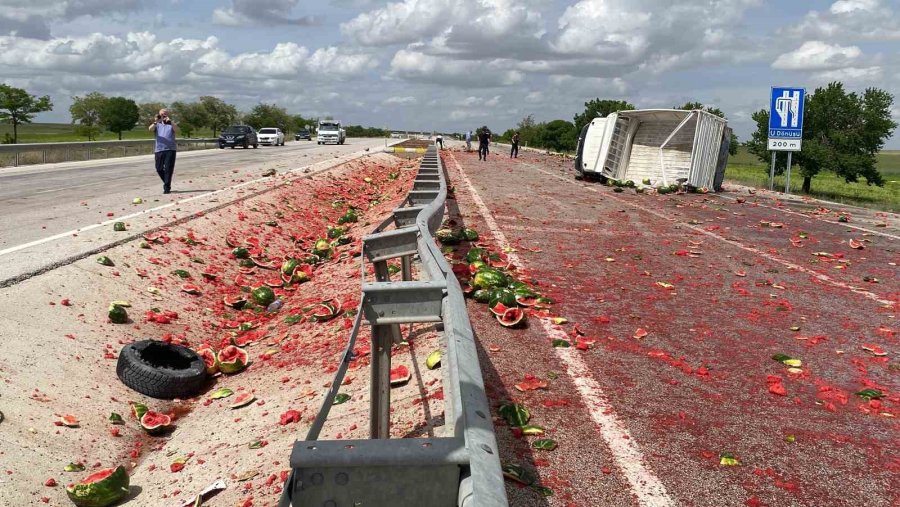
left=477, top=126, right=491, bottom=161
left=510, top=131, right=520, bottom=158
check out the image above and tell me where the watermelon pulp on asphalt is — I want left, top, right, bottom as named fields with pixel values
left=66, top=465, right=130, bottom=507
left=390, top=365, right=411, bottom=386
left=217, top=345, right=249, bottom=374
left=497, top=307, right=526, bottom=328
left=229, top=392, right=256, bottom=409
left=196, top=348, right=218, bottom=375
left=139, top=411, right=172, bottom=435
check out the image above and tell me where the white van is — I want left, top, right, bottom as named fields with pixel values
left=574, top=109, right=731, bottom=190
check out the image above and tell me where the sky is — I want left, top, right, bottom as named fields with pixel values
left=0, top=0, right=898, bottom=147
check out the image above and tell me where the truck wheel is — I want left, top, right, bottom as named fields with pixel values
left=253, top=143, right=258, bottom=149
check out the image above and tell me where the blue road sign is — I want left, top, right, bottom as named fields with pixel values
left=768, top=87, right=805, bottom=139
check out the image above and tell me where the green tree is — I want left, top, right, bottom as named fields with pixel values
left=100, top=97, right=139, bottom=140
left=746, top=82, right=896, bottom=193
left=70, top=92, right=108, bottom=141
left=199, top=96, right=238, bottom=136
left=0, top=84, right=53, bottom=144
left=344, top=125, right=389, bottom=137
left=515, top=114, right=542, bottom=146
left=244, top=103, right=292, bottom=132
left=170, top=101, right=208, bottom=137
left=138, top=102, right=167, bottom=127
left=674, top=101, right=738, bottom=155
left=535, top=119, right=577, bottom=152
left=573, top=99, right=635, bottom=135
left=291, top=114, right=316, bottom=134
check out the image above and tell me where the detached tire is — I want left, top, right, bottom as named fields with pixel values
left=116, top=340, right=207, bottom=399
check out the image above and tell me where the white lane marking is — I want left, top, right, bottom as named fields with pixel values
left=714, top=193, right=900, bottom=240
left=0, top=148, right=373, bottom=258
left=446, top=152, right=675, bottom=507
left=33, top=180, right=111, bottom=195
left=532, top=166, right=895, bottom=307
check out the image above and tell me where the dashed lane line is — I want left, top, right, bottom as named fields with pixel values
left=447, top=151, right=676, bottom=507
left=713, top=193, right=899, bottom=240
left=0, top=149, right=371, bottom=259
left=530, top=166, right=895, bottom=307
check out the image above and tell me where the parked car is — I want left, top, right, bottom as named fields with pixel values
left=258, top=128, right=285, bottom=146
left=294, top=128, right=311, bottom=141
left=219, top=125, right=258, bottom=149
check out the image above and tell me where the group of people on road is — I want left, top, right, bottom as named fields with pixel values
left=463, top=127, right=520, bottom=160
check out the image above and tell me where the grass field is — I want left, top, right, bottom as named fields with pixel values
left=0, top=122, right=216, bottom=143
left=725, top=147, right=900, bottom=212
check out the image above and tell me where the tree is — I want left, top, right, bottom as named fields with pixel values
left=573, top=99, right=635, bottom=135
left=199, top=96, right=238, bottom=136
left=244, top=103, right=292, bottom=132
left=100, top=97, right=139, bottom=140
left=515, top=114, right=541, bottom=146
left=746, top=82, right=896, bottom=193
left=0, top=84, right=53, bottom=143
left=674, top=101, right=738, bottom=155
left=70, top=92, right=108, bottom=141
left=291, top=114, right=316, bottom=134
left=170, top=101, right=208, bottom=138
left=138, top=102, right=167, bottom=127
left=535, top=119, right=577, bottom=153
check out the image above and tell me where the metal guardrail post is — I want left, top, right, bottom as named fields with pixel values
left=370, top=323, right=392, bottom=439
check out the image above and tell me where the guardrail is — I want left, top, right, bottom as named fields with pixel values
left=0, top=138, right=220, bottom=167
left=278, top=145, right=508, bottom=507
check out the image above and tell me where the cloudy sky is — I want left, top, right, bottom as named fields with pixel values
left=1, top=0, right=898, bottom=146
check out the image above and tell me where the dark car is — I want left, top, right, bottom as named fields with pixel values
left=219, top=125, right=258, bottom=149
left=294, top=128, right=311, bottom=141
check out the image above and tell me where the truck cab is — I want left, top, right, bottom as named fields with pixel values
left=317, top=121, right=346, bottom=145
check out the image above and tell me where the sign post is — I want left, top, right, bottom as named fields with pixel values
left=767, top=87, right=805, bottom=193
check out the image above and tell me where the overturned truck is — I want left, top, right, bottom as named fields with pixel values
left=574, top=109, right=732, bottom=191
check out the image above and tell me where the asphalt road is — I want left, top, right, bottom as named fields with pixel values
left=444, top=148, right=898, bottom=507
left=0, top=138, right=388, bottom=249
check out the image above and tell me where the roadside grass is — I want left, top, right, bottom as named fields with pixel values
left=725, top=147, right=900, bottom=212
left=0, top=122, right=216, bottom=143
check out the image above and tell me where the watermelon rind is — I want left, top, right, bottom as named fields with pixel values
left=65, top=465, right=130, bottom=507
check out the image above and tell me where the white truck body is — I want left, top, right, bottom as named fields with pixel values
left=317, top=121, right=346, bottom=145
left=575, top=109, right=730, bottom=190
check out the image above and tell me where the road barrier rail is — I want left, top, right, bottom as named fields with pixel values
left=278, top=145, right=508, bottom=507
left=0, top=138, right=220, bottom=167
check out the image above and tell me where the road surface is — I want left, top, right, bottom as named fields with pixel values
left=0, top=138, right=388, bottom=284
left=0, top=139, right=388, bottom=248
left=442, top=147, right=897, bottom=507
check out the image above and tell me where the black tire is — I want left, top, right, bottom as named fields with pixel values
left=231, top=146, right=235, bottom=149
left=116, top=340, right=207, bottom=399
left=253, top=143, right=258, bottom=149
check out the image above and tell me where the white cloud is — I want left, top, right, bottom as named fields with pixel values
left=211, top=0, right=317, bottom=27
left=388, top=49, right=524, bottom=87
left=382, top=96, right=416, bottom=105
left=341, top=0, right=546, bottom=59
left=786, top=0, right=900, bottom=41
left=0, top=0, right=145, bottom=39
left=812, top=66, right=883, bottom=84
left=830, top=0, right=879, bottom=14
left=772, top=41, right=863, bottom=71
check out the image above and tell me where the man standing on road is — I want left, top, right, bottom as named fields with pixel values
left=464, top=130, right=472, bottom=152
left=510, top=131, right=520, bottom=159
left=149, top=108, right=178, bottom=194
left=477, top=126, right=491, bottom=161
left=436, top=133, right=443, bottom=150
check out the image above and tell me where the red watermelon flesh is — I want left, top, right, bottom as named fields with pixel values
left=490, top=302, right=510, bottom=316
left=196, top=348, right=217, bottom=375
left=390, top=365, right=411, bottom=386
left=80, top=469, right=115, bottom=484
